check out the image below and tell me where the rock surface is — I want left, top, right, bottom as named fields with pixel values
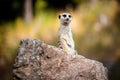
left=13, top=39, right=108, bottom=80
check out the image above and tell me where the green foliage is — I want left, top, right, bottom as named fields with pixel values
left=35, top=0, right=47, bottom=14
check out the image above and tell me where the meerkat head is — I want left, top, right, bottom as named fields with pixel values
left=59, top=13, right=72, bottom=26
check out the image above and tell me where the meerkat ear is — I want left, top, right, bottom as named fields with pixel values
left=58, top=15, right=61, bottom=19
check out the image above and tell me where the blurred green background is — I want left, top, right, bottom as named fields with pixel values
left=0, top=0, right=120, bottom=80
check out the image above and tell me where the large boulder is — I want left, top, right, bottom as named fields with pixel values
left=13, top=39, right=108, bottom=80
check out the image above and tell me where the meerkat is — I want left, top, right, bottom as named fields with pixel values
left=58, top=13, right=77, bottom=55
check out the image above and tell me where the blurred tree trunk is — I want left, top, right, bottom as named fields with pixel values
left=24, top=0, right=33, bottom=23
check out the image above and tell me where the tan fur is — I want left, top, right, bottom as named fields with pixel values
left=58, top=13, right=77, bottom=55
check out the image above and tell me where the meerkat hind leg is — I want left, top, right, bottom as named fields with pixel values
left=59, top=38, right=77, bottom=55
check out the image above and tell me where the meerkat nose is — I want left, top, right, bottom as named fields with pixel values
left=66, top=18, right=69, bottom=21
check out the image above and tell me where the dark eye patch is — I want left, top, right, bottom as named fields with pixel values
left=69, top=15, right=72, bottom=18
left=63, top=14, right=66, bottom=18
left=59, top=15, right=61, bottom=19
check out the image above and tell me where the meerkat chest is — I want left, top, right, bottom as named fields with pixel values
left=59, top=26, right=74, bottom=48
left=59, top=26, right=71, bottom=38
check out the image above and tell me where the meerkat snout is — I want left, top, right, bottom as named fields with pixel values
left=66, top=18, right=69, bottom=21
left=59, top=13, right=72, bottom=26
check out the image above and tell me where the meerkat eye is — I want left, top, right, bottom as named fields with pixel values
left=63, top=14, right=66, bottom=18
left=69, top=15, right=72, bottom=18
left=59, top=15, right=61, bottom=19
